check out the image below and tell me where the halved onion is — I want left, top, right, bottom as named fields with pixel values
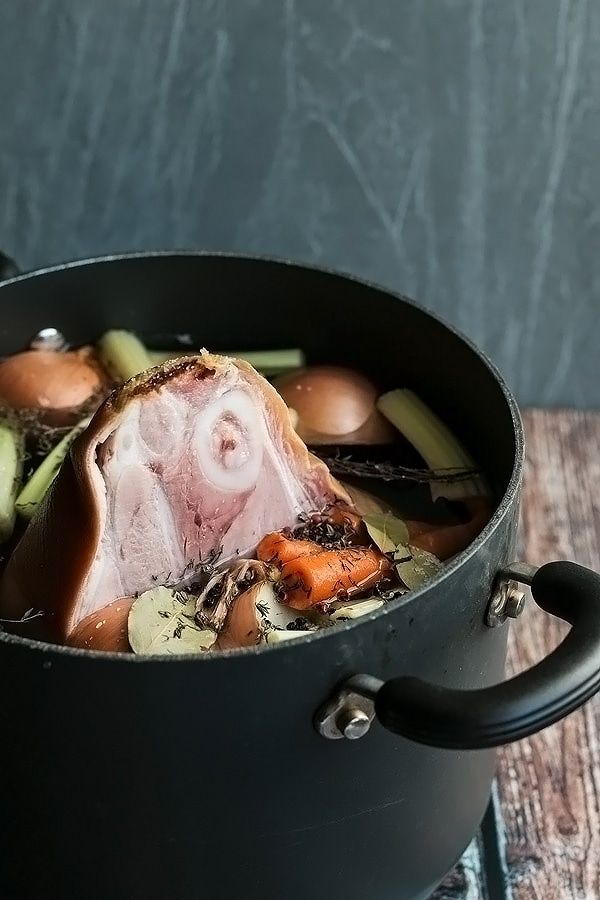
left=0, top=348, right=106, bottom=427
left=272, top=366, right=395, bottom=444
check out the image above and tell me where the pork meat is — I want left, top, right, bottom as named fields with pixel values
left=0, top=354, right=350, bottom=643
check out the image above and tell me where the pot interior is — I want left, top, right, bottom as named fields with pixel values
left=0, top=254, right=520, bottom=504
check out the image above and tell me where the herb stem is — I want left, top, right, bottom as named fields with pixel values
left=317, top=454, right=479, bottom=484
left=377, top=389, right=487, bottom=500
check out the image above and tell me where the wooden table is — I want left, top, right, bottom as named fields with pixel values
left=433, top=410, right=600, bottom=899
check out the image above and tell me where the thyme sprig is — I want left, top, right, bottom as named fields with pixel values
left=316, top=452, right=479, bottom=484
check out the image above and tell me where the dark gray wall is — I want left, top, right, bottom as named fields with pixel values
left=0, top=0, right=598, bottom=406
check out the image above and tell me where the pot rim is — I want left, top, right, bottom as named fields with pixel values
left=0, top=250, right=525, bottom=662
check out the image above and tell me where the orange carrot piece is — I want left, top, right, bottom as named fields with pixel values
left=257, top=532, right=320, bottom=565
left=281, top=547, right=392, bottom=610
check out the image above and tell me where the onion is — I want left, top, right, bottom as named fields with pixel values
left=0, top=348, right=106, bottom=427
left=66, top=597, right=134, bottom=652
left=216, top=581, right=312, bottom=650
left=272, top=366, right=395, bottom=445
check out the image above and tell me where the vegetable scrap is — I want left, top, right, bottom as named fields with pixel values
left=128, top=588, right=216, bottom=656
left=0, top=423, right=23, bottom=543
left=0, top=347, right=106, bottom=428
left=277, top=544, right=392, bottom=611
left=16, top=417, right=91, bottom=520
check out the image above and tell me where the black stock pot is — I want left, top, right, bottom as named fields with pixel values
left=0, top=252, right=599, bottom=900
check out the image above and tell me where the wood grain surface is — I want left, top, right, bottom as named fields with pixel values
left=434, top=409, right=600, bottom=899
left=432, top=836, right=487, bottom=899
left=496, top=409, right=600, bottom=899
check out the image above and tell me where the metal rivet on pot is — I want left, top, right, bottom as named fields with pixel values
left=29, top=328, right=67, bottom=352
left=486, top=579, right=526, bottom=627
left=504, top=587, right=526, bottom=619
left=314, top=675, right=381, bottom=740
left=336, top=707, right=371, bottom=740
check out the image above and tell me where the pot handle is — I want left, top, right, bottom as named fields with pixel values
left=0, top=251, right=19, bottom=281
left=315, top=561, right=600, bottom=749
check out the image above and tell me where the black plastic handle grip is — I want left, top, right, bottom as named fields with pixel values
left=0, top=252, right=19, bottom=281
left=375, top=561, right=600, bottom=749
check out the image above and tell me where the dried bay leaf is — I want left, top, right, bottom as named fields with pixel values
left=363, top=512, right=409, bottom=554
left=394, top=545, right=442, bottom=590
left=128, top=586, right=217, bottom=655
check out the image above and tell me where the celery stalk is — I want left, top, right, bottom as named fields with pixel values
left=98, top=330, right=153, bottom=381
left=0, top=423, right=24, bottom=541
left=224, top=349, right=305, bottom=374
left=377, top=389, right=486, bottom=500
left=147, top=350, right=191, bottom=366
left=148, top=348, right=304, bottom=375
left=16, top=418, right=90, bottom=520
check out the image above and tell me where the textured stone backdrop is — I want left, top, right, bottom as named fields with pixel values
left=0, top=0, right=598, bottom=405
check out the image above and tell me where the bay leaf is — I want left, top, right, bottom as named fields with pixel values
left=128, top=586, right=217, bottom=655
left=395, top=544, right=442, bottom=590
left=363, top=512, right=410, bottom=554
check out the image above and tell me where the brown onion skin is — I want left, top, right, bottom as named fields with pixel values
left=272, top=366, right=396, bottom=445
left=0, top=347, right=106, bottom=427
left=0, top=451, right=100, bottom=644
left=216, top=586, right=262, bottom=650
left=66, top=598, right=134, bottom=652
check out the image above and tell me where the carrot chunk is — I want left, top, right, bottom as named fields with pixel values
left=257, top=532, right=320, bottom=565
left=280, top=546, right=392, bottom=610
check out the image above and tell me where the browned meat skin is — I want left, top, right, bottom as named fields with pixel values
left=0, top=354, right=350, bottom=645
